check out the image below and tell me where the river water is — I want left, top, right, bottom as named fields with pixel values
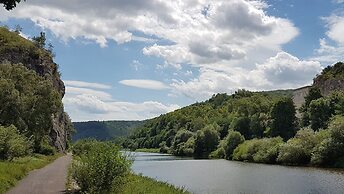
left=130, top=152, right=344, bottom=194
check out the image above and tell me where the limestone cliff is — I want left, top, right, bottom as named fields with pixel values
left=292, top=62, right=344, bottom=117
left=0, top=27, right=72, bottom=152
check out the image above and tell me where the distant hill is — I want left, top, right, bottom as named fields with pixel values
left=72, top=120, right=144, bottom=142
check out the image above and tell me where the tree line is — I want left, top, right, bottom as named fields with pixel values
left=124, top=63, right=344, bottom=167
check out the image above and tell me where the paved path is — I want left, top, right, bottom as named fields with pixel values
left=7, top=153, right=72, bottom=194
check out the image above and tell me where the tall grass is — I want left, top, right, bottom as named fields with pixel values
left=122, top=174, right=188, bottom=194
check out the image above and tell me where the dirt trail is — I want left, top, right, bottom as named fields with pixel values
left=6, top=153, right=72, bottom=194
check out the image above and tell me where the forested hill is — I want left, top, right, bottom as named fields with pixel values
left=124, top=62, right=344, bottom=167
left=72, top=121, right=144, bottom=141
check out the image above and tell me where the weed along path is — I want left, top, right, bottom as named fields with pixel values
left=6, top=154, right=72, bottom=194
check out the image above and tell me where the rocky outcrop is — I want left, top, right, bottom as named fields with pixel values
left=292, top=86, right=311, bottom=113
left=313, top=79, right=344, bottom=96
left=0, top=27, right=71, bottom=152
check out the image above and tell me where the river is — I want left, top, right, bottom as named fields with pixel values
left=130, top=152, right=344, bottom=194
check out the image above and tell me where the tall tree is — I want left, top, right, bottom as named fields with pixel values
left=270, top=97, right=297, bottom=140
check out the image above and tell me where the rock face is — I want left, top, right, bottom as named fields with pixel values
left=292, top=86, right=311, bottom=117
left=0, top=27, right=71, bottom=152
left=313, top=79, right=344, bottom=96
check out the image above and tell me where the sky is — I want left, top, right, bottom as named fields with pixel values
left=0, top=0, right=343, bottom=121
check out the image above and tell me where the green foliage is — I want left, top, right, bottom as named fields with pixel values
left=233, top=137, right=284, bottom=164
left=0, top=125, right=32, bottom=160
left=311, top=116, right=344, bottom=166
left=301, top=87, right=323, bottom=126
left=171, top=129, right=194, bottom=156
left=222, top=131, right=245, bottom=159
left=194, top=124, right=220, bottom=158
left=121, top=174, right=189, bottom=194
left=270, top=97, right=297, bottom=140
left=315, top=62, right=344, bottom=82
left=73, top=120, right=143, bottom=142
left=309, top=98, right=331, bottom=130
left=0, top=154, right=58, bottom=194
left=0, top=64, right=61, bottom=152
left=277, top=128, right=325, bottom=165
left=126, top=90, right=288, bottom=158
left=71, top=140, right=131, bottom=194
left=32, top=32, right=46, bottom=49
left=232, top=117, right=251, bottom=139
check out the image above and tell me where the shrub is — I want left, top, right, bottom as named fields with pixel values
left=71, top=141, right=131, bottom=194
left=223, top=131, right=245, bottom=159
left=233, top=137, right=284, bottom=164
left=277, top=128, right=323, bottom=165
left=311, top=116, right=344, bottom=166
left=0, top=125, right=32, bottom=160
left=72, top=139, right=97, bottom=156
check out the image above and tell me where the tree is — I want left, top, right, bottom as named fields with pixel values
left=309, top=98, right=331, bottom=131
left=311, top=116, right=344, bottom=166
left=194, top=124, right=220, bottom=158
left=1, top=0, right=24, bottom=10
left=232, top=116, right=251, bottom=139
left=270, top=97, right=297, bottom=140
left=223, top=131, right=245, bottom=159
left=32, top=32, right=46, bottom=49
left=0, top=64, right=61, bottom=152
left=301, top=87, right=323, bottom=126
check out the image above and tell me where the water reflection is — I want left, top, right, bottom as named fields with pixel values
left=131, top=152, right=344, bottom=194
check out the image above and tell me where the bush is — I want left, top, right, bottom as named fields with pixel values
left=233, top=137, right=284, bottom=164
left=38, top=137, right=56, bottom=155
left=277, top=128, right=323, bottom=165
left=311, top=116, right=344, bottom=166
left=0, top=125, right=32, bottom=160
left=223, top=131, right=245, bottom=159
left=71, top=141, right=131, bottom=194
left=194, top=125, right=220, bottom=158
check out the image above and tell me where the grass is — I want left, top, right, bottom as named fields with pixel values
left=135, top=148, right=161, bottom=153
left=66, top=173, right=188, bottom=194
left=122, top=174, right=189, bottom=194
left=0, top=154, right=59, bottom=194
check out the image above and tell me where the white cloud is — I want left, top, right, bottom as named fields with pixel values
left=311, top=14, right=344, bottom=65
left=65, top=86, right=112, bottom=101
left=119, top=79, right=170, bottom=90
left=63, top=89, right=180, bottom=121
left=171, top=52, right=322, bottom=101
left=64, top=80, right=111, bottom=89
left=325, top=15, right=344, bottom=45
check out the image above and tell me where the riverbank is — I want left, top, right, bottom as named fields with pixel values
left=122, top=174, right=188, bottom=194
left=134, top=148, right=161, bottom=153
left=0, top=154, right=60, bottom=194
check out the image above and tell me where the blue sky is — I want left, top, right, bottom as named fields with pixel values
left=1, top=0, right=343, bottom=121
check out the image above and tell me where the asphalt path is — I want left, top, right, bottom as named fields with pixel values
left=6, top=153, right=72, bottom=194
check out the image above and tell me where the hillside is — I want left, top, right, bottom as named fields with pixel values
left=0, top=27, right=73, bottom=152
left=73, top=120, right=144, bottom=141
left=124, top=62, right=344, bottom=166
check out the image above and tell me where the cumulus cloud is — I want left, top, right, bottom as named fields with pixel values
left=63, top=81, right=179, bottom=121
left=119, top=79, right=170, bottom=90
left=311, top=14, right=344, bottom=65
left=171, top=52, right=322, bottom=101
left=1, top=0, right=318, bottom=110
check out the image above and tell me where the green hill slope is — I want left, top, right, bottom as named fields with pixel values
left=72, top=121, right=144, bottom=141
